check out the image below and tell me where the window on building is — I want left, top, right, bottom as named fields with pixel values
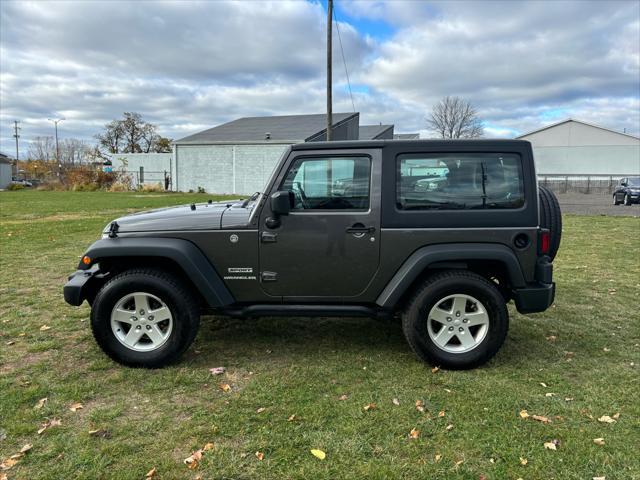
left=397, top=153, right=524, bottom=210
left=281, top=156, right=371, bottom=210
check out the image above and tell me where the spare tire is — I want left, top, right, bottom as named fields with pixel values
left=538, top=185, right=562, bottom=260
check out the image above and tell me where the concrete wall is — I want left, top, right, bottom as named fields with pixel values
left=0, top=162, right=12, bottom=189
left=532, top=145, right=640, bottom=175
left=173, top=144, right=289, bottom=194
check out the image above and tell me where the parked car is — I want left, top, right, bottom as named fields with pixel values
left=612, top=177, right=640, bottom=205
left=11, top=178, right=32, bottom=187
left=64, top=140, right=561, bottom=370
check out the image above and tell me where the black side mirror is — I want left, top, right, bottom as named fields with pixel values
left=621, top=182, right=628, bottom=187
left=270, top=190, right=294, bottom=216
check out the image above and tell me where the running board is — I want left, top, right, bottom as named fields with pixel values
left=222, top=304, right=390, bottom=319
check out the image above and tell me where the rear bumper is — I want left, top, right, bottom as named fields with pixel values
left=63, top=266, right=101, bottom=306
left=513, top=282, right=555, bottom=314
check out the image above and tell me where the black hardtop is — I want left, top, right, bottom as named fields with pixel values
left=291, top=138, right=533, bottom=151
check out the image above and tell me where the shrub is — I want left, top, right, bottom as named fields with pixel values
left=108, top=182, right=132, bottom=192
left=139, top=183, right=165, bottom=193
left=197, top=186, right=206, bottom=193
left=8, top=183, right=25, bottom=191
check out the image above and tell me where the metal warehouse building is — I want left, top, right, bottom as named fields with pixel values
left=517, top=119, right=640, bottom=176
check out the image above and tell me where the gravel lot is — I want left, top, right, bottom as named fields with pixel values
left=555, top=192, right=640, bottom=216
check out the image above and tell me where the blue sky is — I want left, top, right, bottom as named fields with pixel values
left=0, top=0, right=638, bottom=155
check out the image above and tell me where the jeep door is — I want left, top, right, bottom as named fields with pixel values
left=259, top=148, right=381, bottom=299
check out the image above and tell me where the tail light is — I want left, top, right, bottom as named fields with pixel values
left=539, top=229, right=550, bottom=255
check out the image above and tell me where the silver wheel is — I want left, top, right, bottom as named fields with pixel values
left=613, top=195, right=618, bottom=205
left=110, top=292, right=173, bottom=352
left=427, top=294, right=490, bottom=354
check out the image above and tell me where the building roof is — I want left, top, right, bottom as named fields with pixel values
left=394, top=133, right=420, bottom=140
left=517, top=118, right=640, bottom=141
left=175, top=112, right=359, bottom=144
left=359, top=124, right=394, bottom=140
left=0, top=152, right=14, bottom=164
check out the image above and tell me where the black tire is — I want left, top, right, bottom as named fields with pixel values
left=402, top=270, right=509, bottom=370
left=624, top=194, right=632, bottom=206
left=613, top=194, right=621, bottom=206
left=538, top=185, right=562, bottom=260
left=91, top=269, right=200, bottom=368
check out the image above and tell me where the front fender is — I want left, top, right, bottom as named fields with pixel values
left=376, top=243, right=527, bottom=308
left=75, top=237, right=234, bottom=308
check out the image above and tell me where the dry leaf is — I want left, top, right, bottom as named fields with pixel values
left=5, top=341, right=14, bottom=346
left=445, top=424, right=454, bottom=431
left=184, top=449, right=203, bottom=469
left=519, top=409, right=530, bottom=419
left=593, top=438, right=605, bottom=446
left=540, top=382, right=548, bottom=388
left=287, top=414, right=296, bottom=422
left=612, top=412, right=620, bottom=419
left=363, top=403, right=376, bottom=411
left=338, top=394, right=348, bottom=401
left=434, top=453, right=442, bottom=462
left=444, top=388, right=452, bottom=393
left=19, top=444, right=32, bottom=454
left=209, top=367, right=225, bottom=375
left=603, top=347, right=610, bottom=352
left=310, top=449, right=326, bottom=460
left=255, top=451, right=264, bottom=461
left=203, top=443, right=214, bottom=451
left=34, top=397, right=47, bottom=409
left=256, top=407, right=266, bottom=413
left=145, top=467, right=157, bottom=478
left=409, top=428, right=419, bottom=439
left=438, top=410, right=445, bottom=417
left=454, top=459, right=464, bottom=467
left=218, top=383, right=231, bottom=392
left=543, top=439, right=560, bottom=450
left=415, top=400, right=425, bottom=413
left=431, top=366, right=440, bottom=373
left=1, top=456, right=20, bottom=470
left=598, top=415, right=616, bottom=424
left=593, top=476, right=606, bottom=480
left=392, top=398, right=400, bottom=406
left=532, top=415, right=552, bottom=424
left=519, top=457, right=528, bottom=465
left=88, top=429, right=111, bottom=438
left=565, top=397, right=574, bottom=402
left=37, top=418, right=61, bottom=434
left=545, top=392, right=556, bottom=397
left=69, top=402, right=84, bottom=412
left=546, top=335, right=557, bottom=342
left=39, top=325, right=51, bottom=331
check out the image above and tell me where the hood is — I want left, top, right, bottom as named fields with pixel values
left=105, top=199, right=255, bottom=233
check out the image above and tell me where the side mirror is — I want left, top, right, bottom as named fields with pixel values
left=621, top=182, right=628, bottom=187
left=270, top=190, right=294, bottom=216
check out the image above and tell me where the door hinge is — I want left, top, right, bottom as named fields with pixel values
left=261, top=271, right=278, bottom=282
left=261, top=231, right=278, bottom=243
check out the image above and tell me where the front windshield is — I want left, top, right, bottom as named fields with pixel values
left=628, top=177, right=640, bottom=186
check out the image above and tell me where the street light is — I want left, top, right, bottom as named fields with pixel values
left=47, top=117, right=65, bottom=162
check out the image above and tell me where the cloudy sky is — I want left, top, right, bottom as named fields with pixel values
left=1, top=0, right=638, bottom=154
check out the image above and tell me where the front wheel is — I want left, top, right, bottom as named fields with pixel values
left=91, top=269, right=200, bottom=368
left=624, top=194, right=632, bottom=206
left=402, top=271, right=509, bottom=370
left=613, top=194, right=620, bottom=206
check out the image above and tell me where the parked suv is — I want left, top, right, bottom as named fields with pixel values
left=612, top=177, right=640, bottom=205
left=64, top=140, right=561, bottom=370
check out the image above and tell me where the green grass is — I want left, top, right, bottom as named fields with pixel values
left=1, top=190, right=639, bottom=480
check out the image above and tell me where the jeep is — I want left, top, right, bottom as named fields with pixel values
left=64, top=140, right=561, bottom=370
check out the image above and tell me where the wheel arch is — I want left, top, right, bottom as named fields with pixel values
left=77, top=237, right=235, bottom=308
left=376, top=243, right=526, bottom=309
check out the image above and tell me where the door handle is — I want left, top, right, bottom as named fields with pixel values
left=346, top=226, right=376, bottom=234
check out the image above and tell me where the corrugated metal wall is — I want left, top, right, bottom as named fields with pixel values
left=532, top=145, right=640, bottom=175
left=0, top=163, right=12, bottom=189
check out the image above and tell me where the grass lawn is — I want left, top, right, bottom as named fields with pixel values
left=1, top=190, right=639, bottom=480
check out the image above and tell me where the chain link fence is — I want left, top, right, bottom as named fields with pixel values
left=537, top=174, right=629, bottom=195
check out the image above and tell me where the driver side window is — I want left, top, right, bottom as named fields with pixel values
left=281, top=156, right=371, bottom=210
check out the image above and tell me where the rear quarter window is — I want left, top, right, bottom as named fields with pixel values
left=397, top=153, right=525, bottom=210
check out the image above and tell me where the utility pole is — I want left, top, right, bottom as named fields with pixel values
left=12, top=120, right=20, bottom=177
left=48, top=118, right=65, bottom=163
left=326, top=0, right=333, bottom=141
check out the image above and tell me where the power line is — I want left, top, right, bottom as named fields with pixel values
left=333, top=8, right=356, bottom=113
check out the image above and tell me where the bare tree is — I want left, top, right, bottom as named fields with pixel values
left=427, top=96, right=484, bottom=139
left=28, top=136, right=56, bottom=161
left=59, top=138, right=92, bottom=164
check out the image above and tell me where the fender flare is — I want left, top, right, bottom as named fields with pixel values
left=376, top=243, right=526, bottom=308
left=79, top=237, right=234, bottom=308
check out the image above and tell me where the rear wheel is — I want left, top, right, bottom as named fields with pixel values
left=91, top=269, right=200, bottom=368
left=402, top=271, right=509, bottom=370
left=624, top=194, right=632, bottom=206
left=538, top=185, right=562, bottom=260
left=613, top=194, right=621, bottom=205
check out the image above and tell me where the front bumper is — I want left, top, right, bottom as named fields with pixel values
left=63, top=265, right=101, bottom=306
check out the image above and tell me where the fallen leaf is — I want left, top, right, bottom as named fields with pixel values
left=203, top=443, right=214, bottom=451
left=546, top=335, right=557, bottom=342
left=69, top=402, right=84, bottom=412
left=543, top=439, right=560, bottom=450
left=454, top=459, right=464, bottom=467
left=19, top=444, right=32, bottom=454
left=438, top=410, right=445, bottom=418
left=287, top=414, right=296, bottom=422
left=415, top=400, right=425, bottom=413
left=5, top=341, right=14, bottom=346
left=532, top=415, right=552, bottom=424
left=145, top=467, right=157, bottom=478
left=338, top=394, right=348, bottom=401
left=409, top=428, right=419, bottom=439
left=593, top=476, right=606, bottom=480
left=0, top=456, right=20, bottom=470
left=489, top=458, right=495, bottom=463
left=37, top=418, right=61, bottom=435
left=598, top=415, right=616, bottom=424
left=392, top=398, right=400, bottom=406
left=255, top=451, right=264, bottom=461
left=434, top=453, right=442, bottom=462
left=218, top=383, right=231, bottom=392
left=444, top=388, right=452, bottom=393
left=612, top=412, right=620, bottom=420
left=183, top=449, right=203, bottom=469
left=540, top=382, right=548, bottom=388
left=565, top=397, right=574, bottom=402
left=88, top=428, right=111, bottom=438
left=545, top=392, right=556, bottom=397
left=445, top=424, right=454, bottom=431
left=310, top=449, right=326, bottom=460
left=34, top=397, right=48, bottom=409
left=519, top=409, right=530, bottom=419
left=603, top=347, right=610, bottom=352
left=593, top=438, right=605, bottom=446
left=39, top=325, right=51, bottom=331
left=363, top=403, right=376, bottom=411
left=209, top=366, right=226, bottom=375
left=431, top=366, right=440, bottom=373
left=519, top=457, right=528, bottom=465
left=256, top=407, right=266, bottom=413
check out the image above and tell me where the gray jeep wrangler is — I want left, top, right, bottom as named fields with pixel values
left=64, top=140, right=561, bottom=370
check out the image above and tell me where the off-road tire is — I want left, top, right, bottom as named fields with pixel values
left=91, top=268, right=200, bottom=368
left=538, top=185, right=562, bottom=260
left=402, top=270, right=509, bottom=370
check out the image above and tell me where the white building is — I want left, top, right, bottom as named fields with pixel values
left=517, top=119, right=640, bottom=175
